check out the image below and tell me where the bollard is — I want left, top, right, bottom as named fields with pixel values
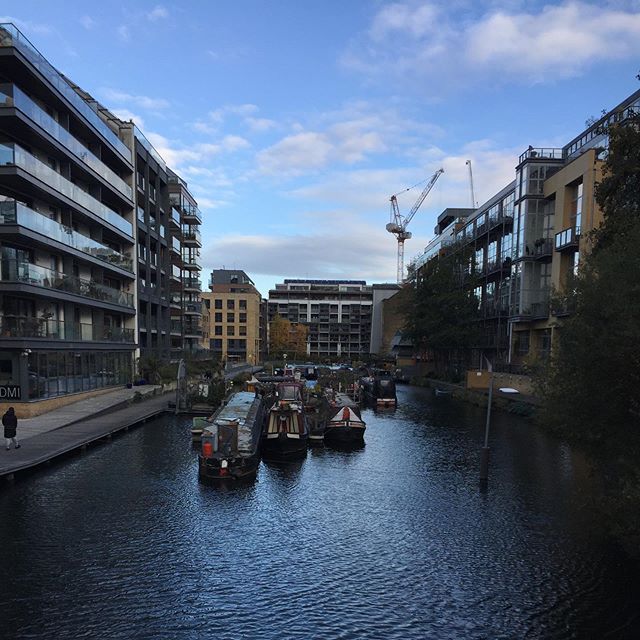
left=479, top=446, right=490, bottom=484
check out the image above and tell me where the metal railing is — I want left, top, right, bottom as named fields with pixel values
left=0, top=316, right=134, bottom=342
left=0, top=141, right=132, bottom=236
left=0, top=83, right=132, bottom=199
left=0, top=24, right=131, bottom=162
left=0, top=201, right=133, bottom=272
left=0, top=259, right=134, bottom=307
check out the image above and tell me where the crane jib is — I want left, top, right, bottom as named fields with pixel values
left=387, top=168, right=444, bottom=283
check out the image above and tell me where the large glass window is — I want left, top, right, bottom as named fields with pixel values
left=570, top=182, right=583, bottom=234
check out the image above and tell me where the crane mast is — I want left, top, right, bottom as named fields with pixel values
left=386, top=168, right=444, bottom=284
left=465, top=159, right=476, bottom=208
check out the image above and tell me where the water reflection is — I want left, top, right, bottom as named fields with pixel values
left=0, top=388, right=639, bottom=639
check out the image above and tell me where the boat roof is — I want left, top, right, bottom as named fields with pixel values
left=214, top=391, right=259, bottom=423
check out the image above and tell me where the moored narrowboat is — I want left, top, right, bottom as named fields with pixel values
left=324, top=405, right=366, bottom=445
left=262, top=381, right=309, bottom=458
left=198, top=391, right=265, bottom=482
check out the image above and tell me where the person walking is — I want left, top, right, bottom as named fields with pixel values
left=3, top=407, right=20, bottom=451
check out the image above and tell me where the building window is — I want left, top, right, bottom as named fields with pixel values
left=214, top=312, right=222, bottom=322
left=211, top=339, right=222, bottom=349
left=515, top=331, right=530, bottom=356
left=227, top=326, right=235, bottom=336
left=227, top=313, right=235, bottom=323
left=239, top=299, right=247, bottom=309
left=227, top=299, right=235, bottom=309
left=239, top=313, right=247, bottom=323
left=215, top=326, right=222, bottom=335
left=214, top=299, right=222, bottom=309
left=239, top=326, right=247, bottom=336
left=570, top=182, right=583, bottom=235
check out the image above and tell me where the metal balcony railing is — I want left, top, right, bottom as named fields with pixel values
left=0, top=24, right=132, bottom=162
left=0, top=259, right=134, bottom=307
left=0, top=316, right=134, bottom=342
left=0, top=201, right=133, bottom=272
left=555, top=227, right=580, bottom=251
left=0, top=141, right=132, bottom=236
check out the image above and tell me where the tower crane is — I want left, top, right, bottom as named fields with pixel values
left=386, top=168, right=444, bottom=284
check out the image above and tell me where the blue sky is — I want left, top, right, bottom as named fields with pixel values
left=2, top=1, right=640, bottom=296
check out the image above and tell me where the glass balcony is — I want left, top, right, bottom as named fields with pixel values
left=170, top=207, right=181, bottom=227
left=181, top=203, right=202, bottom=224
left=0, top=200, right=133, bottom=272
left=0, top=141, right=132, bottom=236
left=518, top=147, right=564, bottom=164
left=183, top=277, right=201, bottom=290
left=0, top=24, right=131, bottom=162
left=0, top=84, right=132, bottom=200
left=555, top=227, right=580, bottom=251
left=0, top=259, right=134, bottom=307
left=170, top=320, right=182, bottom=333
left=181, top=227, right=201, bottom=244
left=0, top=315, right=134, bottom=342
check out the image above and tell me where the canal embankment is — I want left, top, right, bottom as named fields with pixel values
left=1, top=385, right=171, bottom=482
left=412, top=375, right=541, bottom=416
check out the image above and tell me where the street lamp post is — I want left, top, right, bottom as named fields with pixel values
left=479, top=359, right=519, bottom=486
left=479, top=371, right=493, bottom=485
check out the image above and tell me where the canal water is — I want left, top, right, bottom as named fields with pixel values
left=1, top=386, right=639, bottom=639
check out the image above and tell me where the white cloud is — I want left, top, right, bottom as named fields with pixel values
left=79, top=16, right=95, bottom=30
left=100, top=88, right=170, bottom=111
left=0, top=16, right=53, bottom=35
left=110, top=108, right=145, bottom=128
left=143, top=132, right=250, bottom=170
left=245, top=117, right=278, bottom=132
left=147, top=5, right=168, bottom=21
left=343, top=1, right=640, bottom=89
left=257, top=132, right=333, bottom=176
left=201, top=226, right=397, bottom=284
left=116, top=25, right=130, bottom=42
left=254, top=102, right=440, bottom=177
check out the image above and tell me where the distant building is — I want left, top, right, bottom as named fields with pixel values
left=268, top=279, right=373, bottom=359
left=369, top=284, right=401, bottom=356
left=201, top=270, right=261, bottom=365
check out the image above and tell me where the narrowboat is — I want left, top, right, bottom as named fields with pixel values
left=359, top=374, right=397, bottom=408
left=261, top=381, right=309, bottom=458
left=198, top=391, right=266, bottom=482
left=324, top=403, right=366, bottom=445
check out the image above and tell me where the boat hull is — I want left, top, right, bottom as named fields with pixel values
left=198, top=453, right=260, bottom=482
left=323, top=424, right=365, bottom=445
left=261, top=432, right=308, bottom=459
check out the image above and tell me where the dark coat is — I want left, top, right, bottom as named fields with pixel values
left=2, top=409, right=17, bottom=438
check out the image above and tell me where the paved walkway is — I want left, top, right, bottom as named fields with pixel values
left=16, top=384, right=165, bottom=441
left=1, top=392, right=170, bottom=479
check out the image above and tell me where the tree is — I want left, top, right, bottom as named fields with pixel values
left=269, top=315, right=291, bottom=357
left=540, top=116, right=640, bottom=440
left=290, top=323, right=309, bottom=360
left=269, top=315, right=309, bottom=359
left=400, top=248, right=481, bottom=376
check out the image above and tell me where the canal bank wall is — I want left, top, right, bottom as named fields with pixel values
left=411, top=376, right=541, bottom=416
left=1, top=388, right=172, bottom=483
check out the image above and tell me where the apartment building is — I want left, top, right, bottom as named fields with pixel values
left=412, top=88, right=640, bottom=369
left=168, top=169, right=203, bottom=358
left=202, top=270, right=261, bottom=365
left=134, top=129, right=172, bottom=360
left=268, top=279, right=373, bottom=359
left=0, top=23, right=136, bottom=404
